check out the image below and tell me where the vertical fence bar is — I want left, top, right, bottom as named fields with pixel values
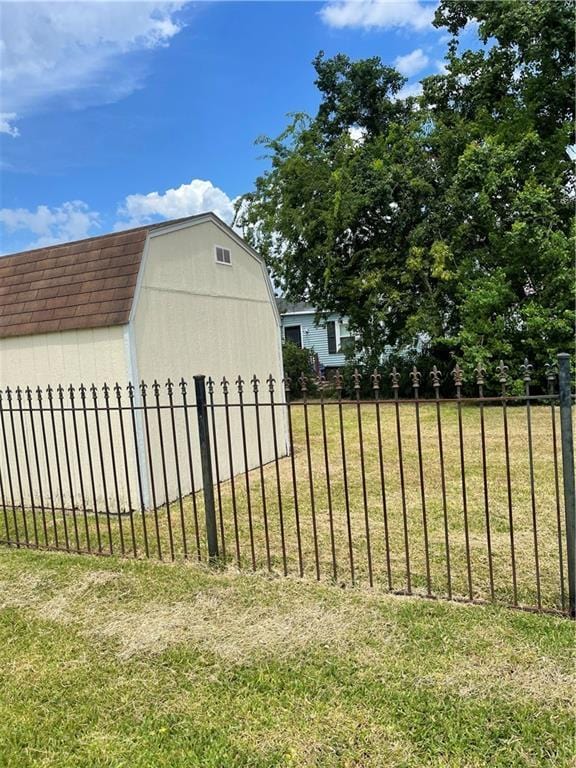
left=557, top=353, right=575, bottom=617
left=103, top=383, right=124, bottom=556
left=180, top=379, right=202, bottom=561
left=0, top=421, right=10, bottom=543
left=166, top=379, right=187, bottom=559
left=153, top=380, right=174, bottom=561
left=69, top=386, right=91, bottom=553
left=48, top=385, right=69, bottom=551
left=475, top=365, right=494, bottom=601
left=252, top=376, right=271, bottom=572
left=372, top=371, right=392, bottom=591
left=27, top=387, right=48, bottom=547
left=335, top=371, right=354, bottom=584
left=207, top=378, right=226, bottom=561
left=354, top=370, right=373, bottom=587
left=521, top=360, right=541, bottom=609
left=546, top=363, right=565, bottom=610
left=237, top=376, right=256, bottom=570
left=91, top=385, right=112, bottom=554
left=454, top=365, right=472, bottom=601
left=0, top=390, right=19, bottom=545
left=284, top=378, right=304, bottom=577
left=268, top=375, right=288, bottom=576
left=128, top=382, right=149, bottom=558
left=115, top=384, right=137, bottom=558
left=300, top=373, right=320, bottom=580
left=16, top=388, right=39, bottom=548
left=431, top=367, right=451, bottom=599
left=58, top=385, right=79, bottom=552
left=411, top=367, right=431, bottom=596
left=498, top=361, right=517, bottom=606
left=391, top=368, right=410, bottom=594
left=221, top=378, right=240, bottom=566
left=141, top=381, right=162, bottom=559
left=37, top=388, right=58, bottom=548
left=7, top=388, right=29, bottom=545
left=80, top=384, right=102, bottom=553
left=194, top=375, right=219, bottom=562
left=319, top=376, right=337, bottom=582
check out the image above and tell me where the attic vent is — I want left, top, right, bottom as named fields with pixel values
left=215, top=246, right=231, bottom=265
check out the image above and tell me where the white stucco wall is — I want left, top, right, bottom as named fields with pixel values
left=131, top=218, right=287, bottom=505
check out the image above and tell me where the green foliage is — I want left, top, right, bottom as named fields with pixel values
left=237, top=1, right=575, bottom=376
left=281, top=341, right=317, bottom=397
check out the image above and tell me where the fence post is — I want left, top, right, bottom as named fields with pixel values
left=194, top=375, right=219, bottom=562
left=558, top=353, right=575, bottom=617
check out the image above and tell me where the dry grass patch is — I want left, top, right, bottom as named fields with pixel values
left=93, top=592, right=399, bottom=662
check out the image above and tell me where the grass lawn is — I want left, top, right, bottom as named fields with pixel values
left=0, top=548, right=574, bottom=767
left=4, top=401, right=569, bottom=611
left=212, top=400, right=568, bottom=611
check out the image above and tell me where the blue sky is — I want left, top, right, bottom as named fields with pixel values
left=0, top=1, right=453, bottom=253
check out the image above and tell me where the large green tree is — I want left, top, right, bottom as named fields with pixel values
left=237, top=0, right=574, bottom=375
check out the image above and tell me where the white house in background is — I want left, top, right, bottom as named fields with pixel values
left=276, top=299, right=356, bottom=372
left=0, top=213, right=286, bottom=510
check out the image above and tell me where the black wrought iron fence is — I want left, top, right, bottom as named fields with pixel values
left=0, top=354, right=574, bottom=617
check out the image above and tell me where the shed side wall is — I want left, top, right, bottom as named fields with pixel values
left=132, top=221, right=286, bottom=505
left=0, top=327, right=134, bottom=517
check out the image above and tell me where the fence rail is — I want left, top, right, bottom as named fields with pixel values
left=0, top=354, right=574, bottom=617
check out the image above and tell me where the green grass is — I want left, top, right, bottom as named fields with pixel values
left=210, top=400, right=568, bottom=611
left=3, top=402, right=569, bottom=611
left=0, top=548, right=574, bottom=767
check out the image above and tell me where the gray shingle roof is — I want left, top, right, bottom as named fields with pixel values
left=275, top=298, right=315, bottom=315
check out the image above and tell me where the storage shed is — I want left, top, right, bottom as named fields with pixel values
left=0, top=213, right=286, bottom=511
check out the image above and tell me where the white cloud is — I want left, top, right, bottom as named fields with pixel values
left=0, top=178, right=238, bottom=252
left=0, top=2, right=187, bottom=136
left=348, top=125, right=367, bottom=144
left=320, top=0, right=435, bottom=31
left=396, top=81, right=423, bottom=101
left=0, top=113, right=19, bottom=137
left=116, top=179, right=237, bottom=229
left=394, top=48, right=429, bottom=77
left=0, top=201, right=100, bottom=250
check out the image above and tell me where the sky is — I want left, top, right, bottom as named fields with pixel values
left=0, top=0, right=455, bottom=254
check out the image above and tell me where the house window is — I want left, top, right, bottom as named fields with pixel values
left=339, top=335, right=355, bottom=355
left=215, top=246, right=232, bottom=265
left=327, top=321, right=337, bottom=354
left=284, top=325, right=302, bottom=348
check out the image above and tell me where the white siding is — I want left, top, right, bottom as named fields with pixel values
left=0, top=326, right=129, bottom=390
left=0, top=326, right=133, bottom=513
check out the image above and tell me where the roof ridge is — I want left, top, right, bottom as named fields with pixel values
left=0, top=212, right=212, bottom=261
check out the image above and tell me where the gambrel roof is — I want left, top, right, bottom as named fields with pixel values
left=0, top=214, right=225, bottom=339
